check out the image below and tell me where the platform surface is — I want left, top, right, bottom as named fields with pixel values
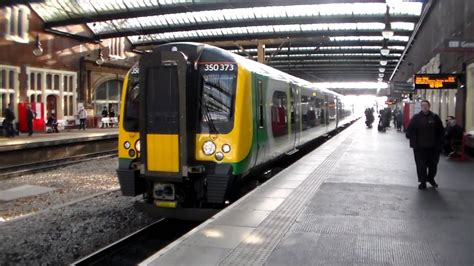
left=141, top=120, right=474, bottom=266
left=0, top=128, right=117, bottom=151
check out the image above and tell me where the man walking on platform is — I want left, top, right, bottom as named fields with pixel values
left=406, top=100, right=444, bottom=189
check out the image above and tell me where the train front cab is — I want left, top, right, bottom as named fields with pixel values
left=125, top=45, right=253, bottom=219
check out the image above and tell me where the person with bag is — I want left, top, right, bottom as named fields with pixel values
left=4, top=103, right=15, bottom=138
left=406, top=100, right=444, bottom=189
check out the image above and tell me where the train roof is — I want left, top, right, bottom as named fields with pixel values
left=202, top=44, right=343, bottom=98
left=163, top=42, right=343, bottom=98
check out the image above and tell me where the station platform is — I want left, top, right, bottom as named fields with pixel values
left=141, top=120, right=474, bottom=266
left=0, top=128, right=118, bottom=152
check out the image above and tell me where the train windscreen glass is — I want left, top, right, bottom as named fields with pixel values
left=123, top=68, right=140, bottom=132
left=199, top=64, right=237, bottom=134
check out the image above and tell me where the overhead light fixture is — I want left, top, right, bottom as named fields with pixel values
left=380, top=41, right=390, bottom=56
left=380, top=60, right=388, bottom=66
left=382, top=5, right=394, bottom=39
left=377, top=77, right=383, bottom=82
left=379, top=73, right=385, bottom=78
left=379, top=68, right=386, bottom=73
left=32, top=34, right=43, bottom=56
left=96, top=48, right=105, bottom=65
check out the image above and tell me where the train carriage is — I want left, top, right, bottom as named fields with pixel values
left=117, top=42, right=354, bottom=219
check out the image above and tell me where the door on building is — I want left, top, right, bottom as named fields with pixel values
left=46, top=95, right=57, bottom=118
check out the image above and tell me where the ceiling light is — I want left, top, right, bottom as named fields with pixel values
left=382, top=26, right=394, bottom=39
left=380, top=42, right=390, bottom=56
left=382, top=5, right=394, bottom=39
left=378, top=77, right=383, bottom=82
left=379, top=68, right=386, bottom=72
left=32, top=35, right=43, bottom=56
left=380, top=60, right=388, bottom=66
left=379, top=73, right=385, bottom=78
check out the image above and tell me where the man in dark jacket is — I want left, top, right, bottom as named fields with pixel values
left=406, top=100, right=444, bottom=189
left=26, top=104, right=36, bottom=136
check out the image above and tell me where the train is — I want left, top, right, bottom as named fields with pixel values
left=117, top=42, right=355, bottom=219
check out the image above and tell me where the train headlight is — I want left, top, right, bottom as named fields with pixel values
left=222, top=144, right=231, bottom=153
left=128, top=149, right=136, bottom=157
left=202, top=141, right=216, bottom=155
left=124, top=141, right=131, bottom=149
left=135, top=140, right=141, bottom=153
left=215, top=152, right=224, bottom=161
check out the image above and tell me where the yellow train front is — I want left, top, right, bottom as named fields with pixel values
left=117, top=42, right=354, bottom=219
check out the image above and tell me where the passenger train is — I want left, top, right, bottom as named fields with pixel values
left=117, top=42, right=354, bottom=219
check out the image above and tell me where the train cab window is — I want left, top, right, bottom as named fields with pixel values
left=123, top=72, right=140, bottom=132
left=271, top=90, right=288, bottom=137
left=200, top=73, right=236, bottom=134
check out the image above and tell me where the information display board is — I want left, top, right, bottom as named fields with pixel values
left=414, top=74, right=458, bottom=89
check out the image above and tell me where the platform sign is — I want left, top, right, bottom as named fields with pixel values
left=414, top=74, right=458, bottom=89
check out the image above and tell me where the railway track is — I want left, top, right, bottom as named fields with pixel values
left=72, top=218, right=200, bottom=266
left=0, top=150, right=118, bottom=179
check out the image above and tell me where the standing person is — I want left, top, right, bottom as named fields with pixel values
left=443, top=116, right=464, bottom=157
left=4, top=103, right=15, bottom=138
left=109, top=107, right=115, bottom=127
left=396, top=109, right=403, bottom=131
left=26, top=104, right=36, bottom=136
left=101, top=106, right=108, bottom=128
left=78, top=106, right=87, bottom=130
left=406, top=100, right=444, bottom=189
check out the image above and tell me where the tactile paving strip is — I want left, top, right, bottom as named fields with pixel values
left=219, top=132, right=355, bottom=265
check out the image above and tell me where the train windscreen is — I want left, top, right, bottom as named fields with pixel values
left=123, top=68, right=140, bottom=132
left=199, top=70, right=236, bottom=134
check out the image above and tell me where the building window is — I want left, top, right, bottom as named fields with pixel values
left=94, top=79, right=122, bottom=116
left=0, top=65, right=19, bottom=119
left=109, top=37, right=125, bottom=59
left=4, top=5, right=30, bottom=43
left=26, top=67, right=77, bottom=119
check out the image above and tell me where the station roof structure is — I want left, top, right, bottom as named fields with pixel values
left=27, top=0, right=427, bottom=83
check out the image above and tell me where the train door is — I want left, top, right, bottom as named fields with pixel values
left=253, top=78, right=266, bottom=166
left=289, top=86, right=300, bottom=151
left=139, top=50, right=188, bottom=180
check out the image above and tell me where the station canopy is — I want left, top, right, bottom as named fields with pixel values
left=29, top=0, right=426, bottom=83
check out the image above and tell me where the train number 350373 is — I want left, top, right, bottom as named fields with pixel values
left=203, top=63, right=235, bottom=72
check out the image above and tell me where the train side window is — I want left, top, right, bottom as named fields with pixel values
left=301, top=94, right=318, bottom=130
left=257, top=80, right=264, bottom=128
left=271, top=90, right=288, bottom=137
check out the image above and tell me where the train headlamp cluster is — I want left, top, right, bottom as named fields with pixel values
left=202, top=141, right=231, bottom=161
left=123, top=140, right=139, bottom=158
left=202, top=141, right=216, bottom=155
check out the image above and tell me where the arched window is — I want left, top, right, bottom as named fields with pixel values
left=93, top=79, right=122, bottom=116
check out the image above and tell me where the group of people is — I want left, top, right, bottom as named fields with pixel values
left=374, top=107, right=403, bottom=132
left=2, top=104, right=36, bottom=138
left=2, top=104, right=118, bottom=136
left=100, top=106, right=116, bottom=128
left=405, top=100, right=465, bottom=190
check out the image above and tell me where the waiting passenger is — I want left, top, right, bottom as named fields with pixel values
left=109, top=107, right=115, bottom=127
left=101, top=106, right=109, bottom=128
left=406, top=100, right=444, bottom=190
left=443, top=116, right=464, bottom=157
left=78, top=106, right=87, bottom=130
left=46, top=113, right=59, bottom=133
